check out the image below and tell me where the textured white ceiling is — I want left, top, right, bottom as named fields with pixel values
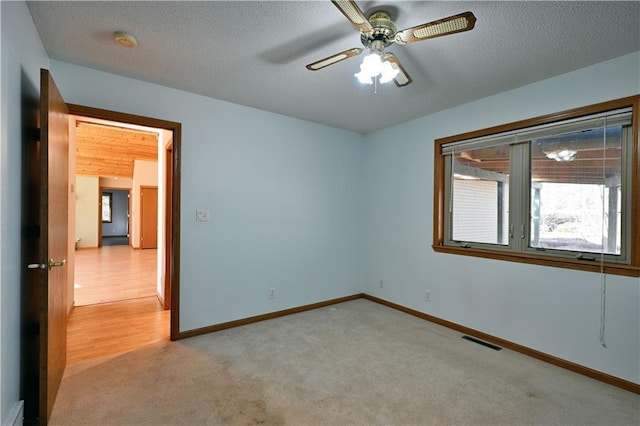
left=27, top=1, right=640, bottom=134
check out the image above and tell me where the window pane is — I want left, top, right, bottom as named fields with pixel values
left=530, top=126, right=622, bottom=255
left=451, top=147, right=509, bottom=245
left=102, top=193, right=112, bottom=223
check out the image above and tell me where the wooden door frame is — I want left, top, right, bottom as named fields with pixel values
left=67, top=104, right=182, bottom=341
left=164, top=145, right=173, bottom=310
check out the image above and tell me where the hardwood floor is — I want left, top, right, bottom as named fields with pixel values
left=74, top=245, right=157, bottom=306
left=67, top=297, right=170, bottom=364
left=68, top=246, right=169, bottom=364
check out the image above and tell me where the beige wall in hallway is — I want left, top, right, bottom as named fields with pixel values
left=75, top=176, right=99, bottom=248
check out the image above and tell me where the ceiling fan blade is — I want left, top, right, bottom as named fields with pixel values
left=384, top=53, right=412, bottom=87
left=395, top=11, right=476, bottom=45
left=331, top=0, right=374, bottom=34
left=306, top=48, right=363, bottom=71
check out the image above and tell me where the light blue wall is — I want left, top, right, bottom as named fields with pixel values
left=50, top=60, right=366, bottom=330
left=363, top=52, right=640, bottom=384
left=0, top=1, right=50, bottom=423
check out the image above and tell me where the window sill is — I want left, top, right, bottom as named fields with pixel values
left=432, top=244, right=640, bottom=278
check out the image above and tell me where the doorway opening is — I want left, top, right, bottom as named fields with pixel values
left=67, top=105, right=181, bottom=365
left=100, top=188, right=129, bottom=247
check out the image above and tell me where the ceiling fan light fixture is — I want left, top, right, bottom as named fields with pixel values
left=379, top=60, right=399, bottom=84
left=354, top=52, right=381, bottom=84
left=354, top=51, right=399, bottom=85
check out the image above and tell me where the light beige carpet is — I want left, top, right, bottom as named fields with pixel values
left=50, top=299, right=639, bottom=425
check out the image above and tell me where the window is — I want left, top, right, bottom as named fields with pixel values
left=433, top=96, right=640, bottom=277
left=102, top=192, right=112, bottom=223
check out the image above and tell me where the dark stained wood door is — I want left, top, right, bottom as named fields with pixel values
left=140, top=186, right=158, bottom=249
left=22, top=69, right=69, bottom=425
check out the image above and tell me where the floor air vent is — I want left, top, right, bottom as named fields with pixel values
left=462, top=335, right=502, bottom=351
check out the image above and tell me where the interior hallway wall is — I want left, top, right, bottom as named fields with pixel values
left=157, top=130, right=172, bottom=303
left=75, top=176, right=99, bottom=248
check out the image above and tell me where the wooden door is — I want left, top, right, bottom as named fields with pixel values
left=140, top=186, right=158, bottom=249
left=22, top=69, right=69, bottom=425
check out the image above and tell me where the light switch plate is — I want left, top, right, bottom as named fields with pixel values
left=195, top=209, right=210, bottom=222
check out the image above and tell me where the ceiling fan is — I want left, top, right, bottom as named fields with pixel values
left=306, top=0, right=476, bottom=87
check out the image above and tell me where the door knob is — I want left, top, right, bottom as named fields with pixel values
left=27, top=259, right=66, bottom=270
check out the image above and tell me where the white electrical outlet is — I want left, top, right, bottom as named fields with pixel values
left=195, top=209, right=210, bottom=222
left=379, top=280, right=384, bottom=289
left=269, top=288, right=276, bottom=299
left=425, top=290, right=431, bottom=302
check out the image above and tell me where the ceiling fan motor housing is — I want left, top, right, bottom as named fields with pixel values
left=360, top=11, right=397, bottom=50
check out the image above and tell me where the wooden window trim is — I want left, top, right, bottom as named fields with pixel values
left=432, top=95, right=640, bottom=277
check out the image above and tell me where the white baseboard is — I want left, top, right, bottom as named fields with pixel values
left=6, top=400, right=24, bottom=426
